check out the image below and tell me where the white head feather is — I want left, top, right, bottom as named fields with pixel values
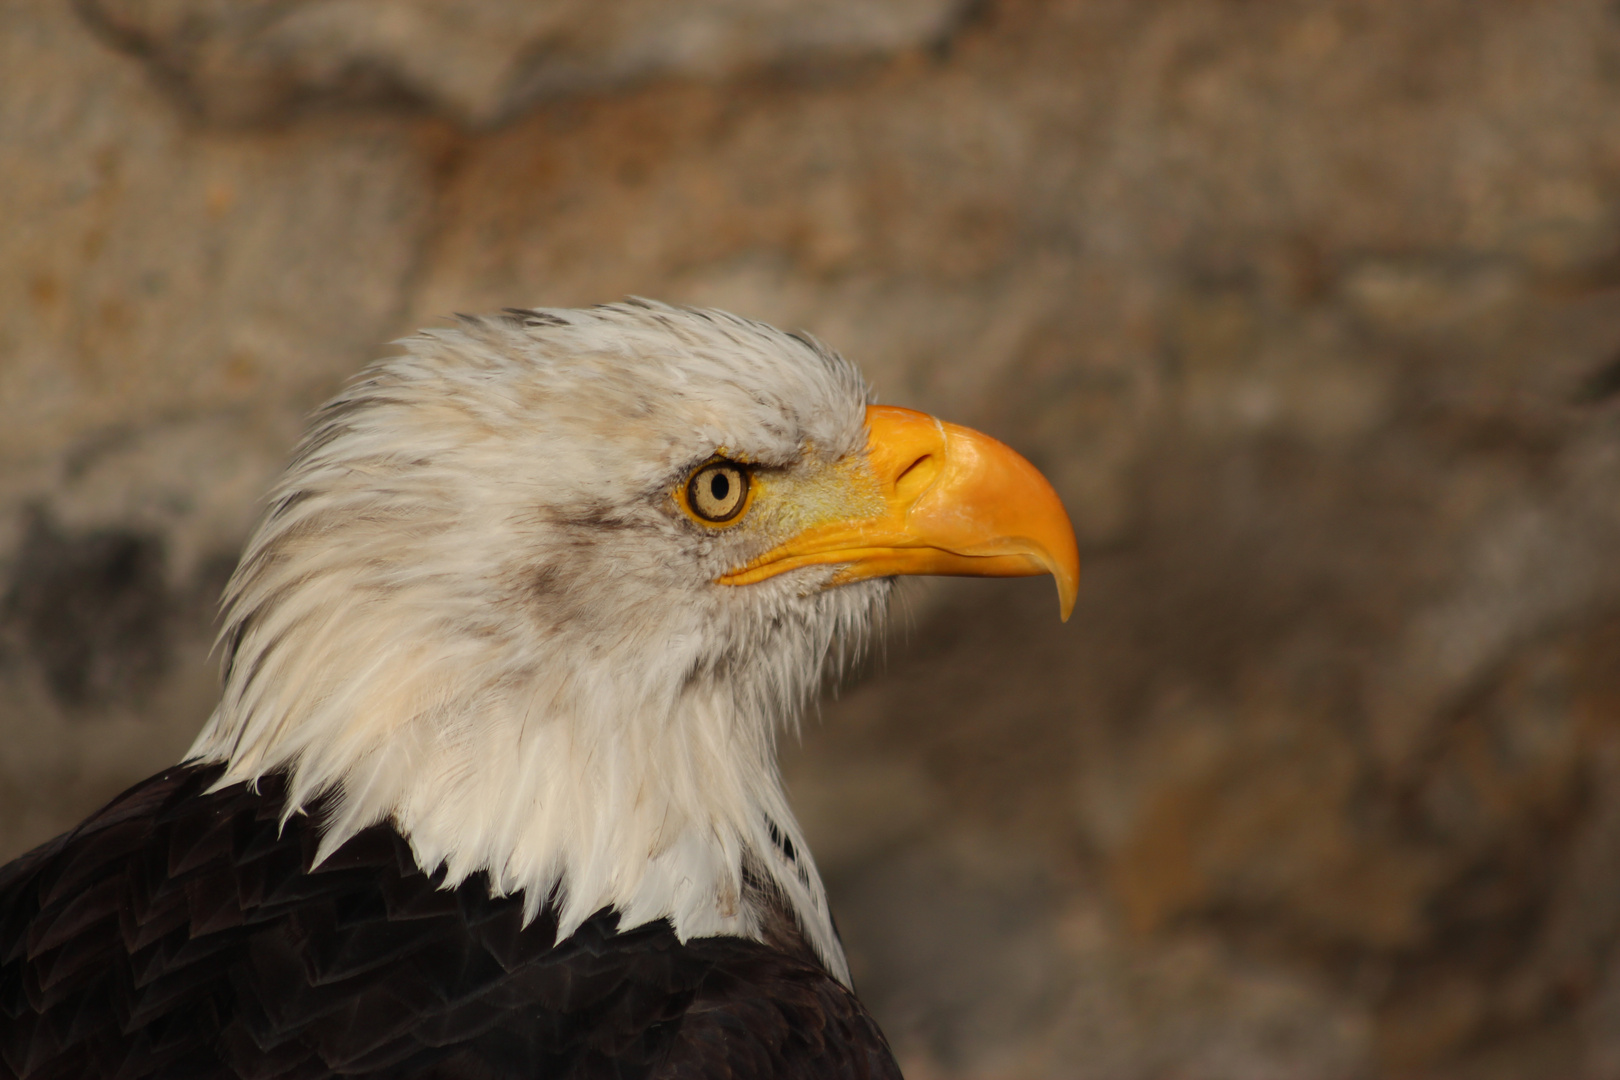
left=187, top=301, right=890, bottom=984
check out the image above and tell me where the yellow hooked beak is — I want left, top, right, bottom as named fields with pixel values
left=717, top=405, right=1080, bottom=620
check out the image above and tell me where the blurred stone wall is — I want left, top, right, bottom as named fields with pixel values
left=4, top=0, right=1620, bottom=1075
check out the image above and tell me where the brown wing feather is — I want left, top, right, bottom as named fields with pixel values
left=0, top=764, right=902, bottom=1080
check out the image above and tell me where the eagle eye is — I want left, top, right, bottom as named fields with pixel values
left=685, top=460, right=751, bottom=524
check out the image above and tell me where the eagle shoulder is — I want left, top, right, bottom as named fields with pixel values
left=0, top=765, right=901, bottom=1080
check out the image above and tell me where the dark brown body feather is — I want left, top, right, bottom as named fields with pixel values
left=0, top=765, right=901, bottom=1080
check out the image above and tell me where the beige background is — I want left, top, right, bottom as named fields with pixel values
left=5, top=1, right=1620, bottom=1076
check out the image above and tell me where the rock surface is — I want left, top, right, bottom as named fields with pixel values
left=78, top=0, right=970, bottom=126
left=5, top=0, right=1620, bottom=1075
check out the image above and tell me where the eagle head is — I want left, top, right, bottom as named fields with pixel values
left=187, top=301, right=1078, bottom=984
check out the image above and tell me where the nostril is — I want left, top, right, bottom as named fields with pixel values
left=894, top=453, right=938, bottom=499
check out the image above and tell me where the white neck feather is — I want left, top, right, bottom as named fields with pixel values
left=190, top=648, right=843, bottom=981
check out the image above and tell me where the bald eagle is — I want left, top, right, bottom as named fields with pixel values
left=0, top=302, right=1077, bottom=1079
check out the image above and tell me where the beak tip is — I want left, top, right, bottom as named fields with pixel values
left=1036, top=546, right=1079, bottom=623
left=1056, top=573, right=1078, bottom=623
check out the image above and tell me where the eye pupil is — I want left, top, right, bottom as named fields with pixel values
left=710, top=474, right=730, bottom=500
